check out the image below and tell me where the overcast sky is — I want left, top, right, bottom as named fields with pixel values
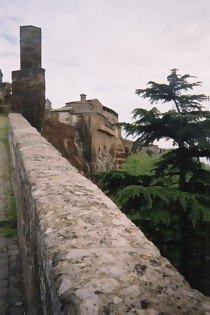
left=1, top=0, right=210, bottom=141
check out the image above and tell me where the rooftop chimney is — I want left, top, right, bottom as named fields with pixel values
left=80, top=94, right=86, bottom=102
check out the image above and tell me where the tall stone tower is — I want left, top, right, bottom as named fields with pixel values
left=12, top=26, right=45, bottom=131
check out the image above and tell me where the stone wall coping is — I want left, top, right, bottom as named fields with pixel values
left=8, top=113, right=210, bottom=314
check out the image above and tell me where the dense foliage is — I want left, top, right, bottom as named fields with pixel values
left=96, top=70, right=210, bottom=295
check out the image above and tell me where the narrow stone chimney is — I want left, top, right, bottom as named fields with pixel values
left=80, top=94, right=86, bottom=102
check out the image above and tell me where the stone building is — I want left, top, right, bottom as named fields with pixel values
left=43, top=94, right=133, bottom=174
left=2, top=25, right=160, bottom=175
left=0, top=69, right=12, bottom=114
left=45, top=98, right=52, bottom=110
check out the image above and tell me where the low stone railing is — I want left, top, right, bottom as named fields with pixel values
left=8, top=113, right=210, bottom=314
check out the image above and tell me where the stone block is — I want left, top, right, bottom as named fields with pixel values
left=8, top=113, right=210, bottom=314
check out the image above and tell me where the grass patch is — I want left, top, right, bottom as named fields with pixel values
left=0, top=116, right=17, bottom=238
left=0, top=196, right=17, bottom=238
left=5, top=196, right=17, bottom=224
left=0, top=115, right=9, bottom=180
left=0, top=224, right=17, bottom=238
left=122, top=151, right=164, bottom=175
left=0, top=115, right=8, bottom=144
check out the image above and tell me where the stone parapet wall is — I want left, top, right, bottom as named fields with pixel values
left=8, top=113, right=210, bottom=314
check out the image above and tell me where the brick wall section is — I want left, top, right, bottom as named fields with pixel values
left=8, top=113, right=210, bottom=314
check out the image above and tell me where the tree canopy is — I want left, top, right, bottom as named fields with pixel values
left=121, top=69, right=210, bottom=184
left=96, top=69, right=210, bottom=295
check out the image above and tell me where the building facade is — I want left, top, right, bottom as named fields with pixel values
left=43, top=94, right=132, bottom=174
left=0, top=69, right=12, bottom=114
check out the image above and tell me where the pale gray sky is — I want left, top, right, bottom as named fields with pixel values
left=1, top=0, right=210, bottom=140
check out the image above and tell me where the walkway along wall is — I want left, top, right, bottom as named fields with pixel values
left=8, top=113, right=210, bottom=314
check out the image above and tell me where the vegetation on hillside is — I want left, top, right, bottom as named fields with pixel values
left=96, top=70, right=210, bottom=296
left=0, top=115, right=17, bottom=237
left=122, top=151, right=164, bottom=175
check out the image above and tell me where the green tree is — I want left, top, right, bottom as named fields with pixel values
left=123, top=69, right=210, bottom=185
left=96, top=69, right=210, bottom=294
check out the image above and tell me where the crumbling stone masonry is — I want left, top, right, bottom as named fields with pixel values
left=0, top=69, right=12, bottom=114
left=9, top=113, right=210, bottom=314
left=12, top=25, right=45, bottom=131
left=43, top=94, right=133, bottom=174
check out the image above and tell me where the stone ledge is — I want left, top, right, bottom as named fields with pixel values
left=8, top=113, right=210, bottom=314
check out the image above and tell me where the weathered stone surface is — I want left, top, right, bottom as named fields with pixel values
left=12, top=68, right=45, bottom=131
left=0, top=75, right=12, bottom=114
left=43, top=118, right=86, bottom=172
left=43, top=95, right=133, bottom=175
left=12, top=25, right=45, bottom=131
left=20, top=26, right=42, bottom=70
left=9, top=113, right=210, bottom=314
